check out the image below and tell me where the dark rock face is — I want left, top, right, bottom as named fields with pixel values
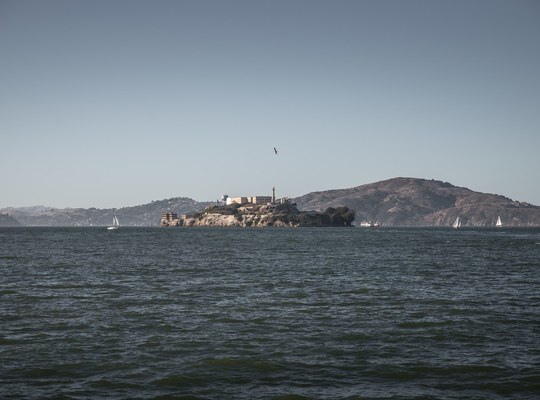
left=295, top=177, right=540, bottom=227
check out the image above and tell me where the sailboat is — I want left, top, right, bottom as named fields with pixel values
left=452, top=216, right=461, bottom=229
left=496, top=216, right=503, bottom=228
left=108, top=214, right=120, bottom=230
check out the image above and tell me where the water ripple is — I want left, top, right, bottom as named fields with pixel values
left=0, top=227, right=539, bottom=399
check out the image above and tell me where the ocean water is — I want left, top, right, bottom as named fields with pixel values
left=1, top=227, right=539, bottom=400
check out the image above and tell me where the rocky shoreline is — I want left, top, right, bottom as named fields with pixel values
left=161, top=203, right=355, bottom=228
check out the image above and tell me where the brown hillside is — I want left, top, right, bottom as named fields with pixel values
left=294, top=177, right=540, bottom=227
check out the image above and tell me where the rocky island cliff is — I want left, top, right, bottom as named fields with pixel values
left=161, top=203, right=355, bottom=228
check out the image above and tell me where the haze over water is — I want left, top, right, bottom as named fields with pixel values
left=1, top=227, right=539, bottom=399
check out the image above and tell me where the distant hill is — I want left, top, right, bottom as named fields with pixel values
left=294, top=177, right=540, bottom=227
left=0, top=213, right=21, bottom=227
left=4, top=177, right=540, bottom=227
left=0, top=198, right=213, bottom=227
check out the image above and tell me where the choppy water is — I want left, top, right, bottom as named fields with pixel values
left=1, top=227, right=539, bottom=399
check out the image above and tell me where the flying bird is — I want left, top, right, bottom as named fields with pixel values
left=274, top=147, right=278, bottom=155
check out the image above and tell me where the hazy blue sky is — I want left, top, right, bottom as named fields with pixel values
left=1, top=0, right=539, bottom=208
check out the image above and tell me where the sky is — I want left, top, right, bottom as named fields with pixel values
left=1, top=0, right=539, bottom=209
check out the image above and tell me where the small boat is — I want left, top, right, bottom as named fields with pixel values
left=108, top=214, right=120, bottom=230
left=452, top=216, right=461, bottom=229
left=496, top=216, right=503, bottom=228
left=359, top=221, right=380, bottom=228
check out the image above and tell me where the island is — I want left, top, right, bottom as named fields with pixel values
left=160, top=203, right=355, bottom=227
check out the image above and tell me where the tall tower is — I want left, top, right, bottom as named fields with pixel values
left=272, top=187, right=276, bottom=204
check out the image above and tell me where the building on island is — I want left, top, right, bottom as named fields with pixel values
left=225, top=187, right=280, bottom=206
left=160, top=187, right=297, bottom=227
left=161, top=211, right=180, bottom=227
left=226, top=196, right=273, bottom=205
left=161, top=212, right=178, bottom=221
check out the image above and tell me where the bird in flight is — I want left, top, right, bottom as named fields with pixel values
left=274, top=147, right=278, bottom=155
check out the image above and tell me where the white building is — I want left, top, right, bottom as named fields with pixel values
left=226, top=188, right=276, bottom=205
left=226, top=196, right=272, bottom=205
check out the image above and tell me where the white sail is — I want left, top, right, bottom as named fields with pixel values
left=452, top=216, right=461, bottom=229
left=108, top=214, right=120, bottom=230
left=496, top=216, right=502, bottom=227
